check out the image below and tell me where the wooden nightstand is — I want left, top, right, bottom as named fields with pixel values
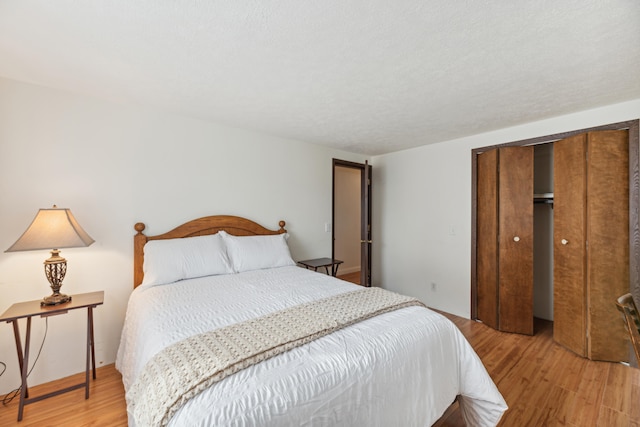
left=0, top=291, right=104, bottom=421
left=298, top=258, right=344, bottom=276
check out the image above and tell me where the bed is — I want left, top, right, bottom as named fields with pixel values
left=116, top=215, right=507, bottom=427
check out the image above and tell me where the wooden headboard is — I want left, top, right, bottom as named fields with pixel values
left=133, top=215, right=287, bottom=288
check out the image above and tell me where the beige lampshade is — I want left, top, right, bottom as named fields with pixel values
left=6, top=206, right=94, bottom=252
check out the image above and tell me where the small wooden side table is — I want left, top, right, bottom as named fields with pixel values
left=298, top=258, right=344, bottom=276
left=0, top=291, right=104, bottom=421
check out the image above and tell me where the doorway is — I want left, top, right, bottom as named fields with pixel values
left=332, top=159, right=372, bottom=287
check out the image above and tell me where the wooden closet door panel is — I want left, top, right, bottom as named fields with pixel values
left=477, top=149, right=499, bottom=329
left=553, top=134, right=587, bottom=356
left=498, top=146, right=534, bottom=335
left=587, top=130, right=629, bottom=361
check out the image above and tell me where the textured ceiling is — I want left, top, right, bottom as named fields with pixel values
left=1, top=1, right=639, bottom=155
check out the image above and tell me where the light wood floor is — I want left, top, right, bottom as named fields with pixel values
left=0, top=364, right=127, bottom=426
left=436, top=314, right=640, bottom=427
left=337, top=270, right=361, bottom=285
left=1, top=314, right=638, bottom=426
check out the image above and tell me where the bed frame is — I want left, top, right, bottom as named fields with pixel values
left=133, top=215, right=287, bottom=288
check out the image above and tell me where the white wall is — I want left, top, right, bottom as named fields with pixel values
left=372, top=98, right=640, bottom=318
left=0, top=78, right=367, bottom=393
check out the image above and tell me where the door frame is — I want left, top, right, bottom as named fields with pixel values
left=332, top=159, right=372, bottom=286
left=471, top=119, right=640, bottom=319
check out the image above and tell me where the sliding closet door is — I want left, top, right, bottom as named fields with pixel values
left=553, top=134, right=588, bottom=356
left=586, top=130, right=629, bottom=361
left=477, top=146, right=534, bottom=335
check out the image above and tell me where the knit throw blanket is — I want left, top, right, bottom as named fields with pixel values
left=127, top=287, right=425, bottom=426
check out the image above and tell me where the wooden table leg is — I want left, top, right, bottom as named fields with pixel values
left=84, top=306, right=96, bottom=399
left=89, top=306, right=96, bottom=380
left=17, top=317, right=32, bottom=422
left=11, top=320, right=28, bottom=399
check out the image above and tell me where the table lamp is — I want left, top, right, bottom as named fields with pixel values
left=5, top=206, right=95, bottom=306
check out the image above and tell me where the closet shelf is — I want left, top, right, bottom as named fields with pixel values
left=534, top=192, right=554, bottom=205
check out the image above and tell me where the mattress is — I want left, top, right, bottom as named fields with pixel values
left=116, top=266, right=506, bottom=426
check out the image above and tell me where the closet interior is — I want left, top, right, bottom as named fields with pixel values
left=533, top=143, right=553, bottom=324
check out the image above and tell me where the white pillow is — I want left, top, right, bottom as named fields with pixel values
left=219, top=230, right=295, bottom=273
left=142, top=233, right=233, bottom=286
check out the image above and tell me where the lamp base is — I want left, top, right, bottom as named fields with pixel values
left=41, top=293, right=72, bottom=306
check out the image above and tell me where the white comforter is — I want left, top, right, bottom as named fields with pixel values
left=116, top=266, right=506, bottom=427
